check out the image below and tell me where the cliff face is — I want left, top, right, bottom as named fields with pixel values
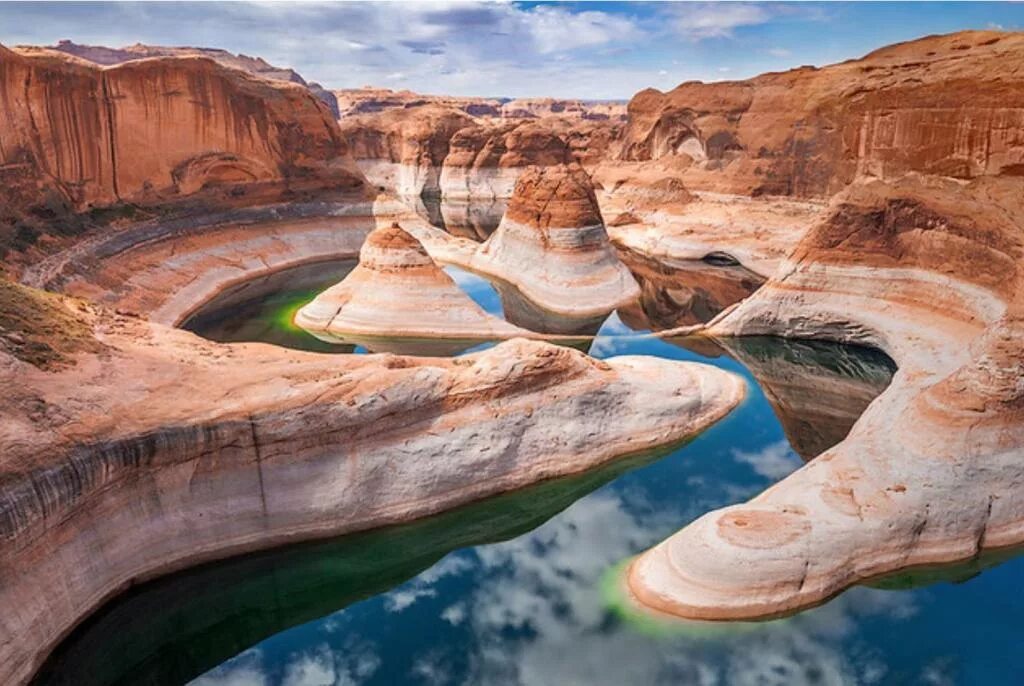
left=627, top=173, right=1024, bottom=621
left=339, top=103, right=611, bottom=201
left=0, top=45, right=362, bottom=223
left=471, top=164, right=639, bottom=318
left=48, top=40, right=340, bottom=117
left=333, top=87, right=626, bottom=122
left=0, top=280, right=743, bottom=686
left=619, top=31, right=1024, bottom=197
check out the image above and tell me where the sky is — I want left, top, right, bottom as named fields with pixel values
left=1, top=1, right=1023, bottom=100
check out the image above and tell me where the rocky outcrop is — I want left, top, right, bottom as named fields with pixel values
left=626, top=173, right=1024, bottom=621
left=500, top=97, right=627, bottom=122
left=296, top=223, right=528, bottom=348
left=338, top=102, right=614, bottom=206
left=469, top=164, right=640, bottom=317
left=439, top=120, right=571, bottom=201
left=334, top=88, right=626, bottom=122
left=0, top=44, right=363, bottom=269
left=618, top=31, right=1024, bottom=198
left=0, top=280, right=744, bottom=685
left=335, top=87, right=505, bottom=119
left=339, top=105, right=477, bottom=198
left=48, top=40, right=340, bottom=117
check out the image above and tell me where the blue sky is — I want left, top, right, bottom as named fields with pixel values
left=1, top=2, right=1022, bottom=99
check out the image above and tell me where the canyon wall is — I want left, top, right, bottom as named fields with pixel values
left=628, top=172, right=1024, bottom=620
left=339, top=104, right=590, bottom=200
left=48, top=40, right=340, bottom=117
left=0, top=44, right=362, bottom=234
left=617, top=31, right=1024, bottom=198
left=334, top=87, right=626, bottom=122
left=0, top=280, right=743, bottom=685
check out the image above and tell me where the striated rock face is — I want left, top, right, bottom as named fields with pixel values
left=334, top=87, right=626, bottom=122
left=619, top=31, right=1024, bottom=198
left=339, top=105, right=477, bottom=198
left=47, top=39, right=340, bottom=117
left=626, top=173, right=1024, bottom=621
left=0, top=281, right=744, bottom=685
left=335, top=87, right=505, bottom=119
left=338, top=102, right=612, bottom=206
left=439, top=120, right=571, bottom=201
left=296, top=223, right=527, bottom=346
left=471, top=164, right=640, bottom=317
left=500, top=97, right=627, bottom=122
left=0, top=44, right=362, bottom=227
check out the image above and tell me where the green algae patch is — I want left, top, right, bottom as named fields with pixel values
left=602, top=556, right=788, bottom=640
left=0, top=279, right=106, bottom=370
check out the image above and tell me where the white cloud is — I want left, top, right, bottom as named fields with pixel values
left=667, top=3, right=772, bottom=40
left=768, top=47, right=793, bottom=57
left=732, top=440, right=802, bottom=480
left=521, top=6, right=645, bottom=54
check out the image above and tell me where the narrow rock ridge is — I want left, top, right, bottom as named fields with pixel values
left=0, top=282, right=744, bottom=685
left=467, top=164, right=640, bottom=317
left=626, top=173, right=1024, bottom=621
left=295, top=222, right=530, bottom=343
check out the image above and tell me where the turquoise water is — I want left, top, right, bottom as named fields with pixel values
left=35, top=262, right=1024, bottom=686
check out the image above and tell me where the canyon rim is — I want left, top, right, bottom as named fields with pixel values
left=2, top=2, right=1024, bottom=685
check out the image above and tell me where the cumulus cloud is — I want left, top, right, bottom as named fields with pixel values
left=666, top=2, right=773, bottom=40
left=731, top=440, right=802, bottom=480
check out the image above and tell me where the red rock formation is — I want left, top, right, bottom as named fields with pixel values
left=619, top=31, right=1024, bottom=197
left=0, top=279, right=744, bottom=685
left=334, top=87, right=626, bottom=122
left=627, top=173, right=1024, bottom=621
left=47, top=40, right=340, bottom=117
left=335, top=87, right=505, bottom=119
left=500, top=97, right=626, bottom=122
left=0, top=44, right=362, bottom=223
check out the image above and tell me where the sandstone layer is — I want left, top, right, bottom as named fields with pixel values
left=627, top=173, right=1024, bottom=621
left=334, top=87, right=626, bottom=122
left=0, top=280, right=744, bottom=685
left=0, top=42, right=362, bottom=258
left=20, top=198, right=377, bottom=327
left=618, top=31, right=1024, bottom=198
left=46, top=40, right=340, bottom=117
left=295, top=223, right=528, bottom=345
left=469, top=164, right=640, bottom=318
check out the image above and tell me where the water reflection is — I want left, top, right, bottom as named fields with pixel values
left=181, top=259, right=357, bottom=353
left=33, top=447, right=678, bottom=686
left=412, top=195, right=507, bottom=242
left=617, top=250, right=764, bottom=331
left=697, top=336, right=897, bottom=460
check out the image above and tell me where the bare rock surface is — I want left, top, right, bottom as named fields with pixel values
left=296, top=223, right=528, bottom=342
left=618, top=31, right=1024, bottom=198
left=626, top=173, right=1024, bottom=621
left=0, top=281, right=744, bottom=685
left=46, top=39, right=340, bottom=117
left=465, top=164, right=640, bottom=317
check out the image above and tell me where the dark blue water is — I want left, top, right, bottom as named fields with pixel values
left=36, top=263, right=1024, bottom=686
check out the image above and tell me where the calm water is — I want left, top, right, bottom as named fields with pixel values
left=36, top=260, right=1024, bottom=686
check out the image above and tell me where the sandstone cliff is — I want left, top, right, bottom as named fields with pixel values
left=0, top=43, right=363, bottom=261
left=340, top=103, right=616, bottom=208
left=0, top=279, right=743, bottom=685
left=471, top=164, right=640, bottom=318
left=627, top=173, right=1024, bottom=621
left=618, top=31, right=1024, bottom=198
left=334, top=87, right=626, bottom=122
left=48, top=40, right=340, bottom=117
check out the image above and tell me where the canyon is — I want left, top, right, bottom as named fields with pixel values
left=1, top=26, right=1023, bottom=685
